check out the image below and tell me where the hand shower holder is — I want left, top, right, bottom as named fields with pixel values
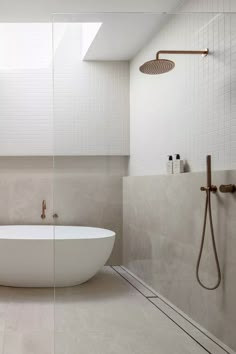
left=200, top=155, right=217, bottom=193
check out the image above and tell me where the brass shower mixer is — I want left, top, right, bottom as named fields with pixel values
left=200, top=186, right=217, bottom=192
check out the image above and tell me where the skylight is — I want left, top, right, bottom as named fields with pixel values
left=81, top=22, right=102, bottom=60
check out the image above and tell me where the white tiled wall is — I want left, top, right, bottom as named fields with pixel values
left=54, top=23, right=130, bottom=156
left=0, top=23, right=130, bottom=156
left=129, top=11, right=236, bottom=175
left=178, top=0, right=234, bottom=13
left=0, top=24, right=53, bottom=155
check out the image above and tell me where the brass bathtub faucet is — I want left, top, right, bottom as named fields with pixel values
left=41, top=200, right=46, bottom=219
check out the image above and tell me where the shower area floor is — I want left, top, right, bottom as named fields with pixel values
left=0, top=266, right=232, bottom=354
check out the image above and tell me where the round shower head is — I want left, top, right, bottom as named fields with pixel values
left=139, top=58, right=175, bottom=75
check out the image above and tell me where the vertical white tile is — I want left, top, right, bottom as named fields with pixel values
left=130, top=9, right=236, bottom=175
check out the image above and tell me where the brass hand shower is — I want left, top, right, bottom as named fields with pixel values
left=197, top=155, right=221, bottom=290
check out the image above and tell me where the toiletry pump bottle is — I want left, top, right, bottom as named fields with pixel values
left=173, top=154, right=184, bottom=173
left=167, top=155, right=173, bottom=174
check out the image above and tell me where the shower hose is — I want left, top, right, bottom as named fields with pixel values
left=196, top=188, right=221, bottom=290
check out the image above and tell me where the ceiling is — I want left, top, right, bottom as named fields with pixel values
left=81, top=14, right=167, bottom=61
left=0, top=0, right=185, bottom=62
left=0, top=0, right=185, bottom=22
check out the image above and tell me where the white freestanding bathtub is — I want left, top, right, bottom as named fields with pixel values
left=0, top=225, right=115, bottom=288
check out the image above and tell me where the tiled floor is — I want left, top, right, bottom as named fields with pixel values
left=0, top=266, right=233, bottom=354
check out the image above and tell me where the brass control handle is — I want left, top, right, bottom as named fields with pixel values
left=219, top=184, right=236, bottom=193
left=200, top=185, right=217, bottom=193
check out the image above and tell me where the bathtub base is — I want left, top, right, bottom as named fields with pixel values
left=0, top=226, right=115, bottom=288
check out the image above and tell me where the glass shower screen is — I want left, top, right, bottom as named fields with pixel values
left=52, top=12, right=236, bottom=354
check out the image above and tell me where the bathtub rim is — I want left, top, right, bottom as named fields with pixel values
left=0, top=225, right=116, bottom=241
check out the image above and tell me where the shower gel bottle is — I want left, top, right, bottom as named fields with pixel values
left=173, top=154, right=184, bottom=173
left=166, top=155, right=173, bottom=174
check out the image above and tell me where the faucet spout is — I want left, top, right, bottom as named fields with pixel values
left=41, top=200, right=46, bottom=219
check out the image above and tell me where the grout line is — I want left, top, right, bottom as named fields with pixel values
left=153, top=296, right=232, bottom=354
left=147, top=298, right=212, bottom=354
left=111, top=266, right=153, bottom=298
left=119, top=265, right=160, bottom=296
left=119, top=265, right=233, bottom=354
left=111, top=266, right=211, bottom=354
left=115, top=265, right=157, bottom=296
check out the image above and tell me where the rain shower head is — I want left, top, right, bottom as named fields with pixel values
left=139, top=58, right=175, bottom=75
left=139, top=49, right=208, bottom=75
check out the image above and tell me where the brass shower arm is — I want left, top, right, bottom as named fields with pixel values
left=156, top=49, right=209, bottom=59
